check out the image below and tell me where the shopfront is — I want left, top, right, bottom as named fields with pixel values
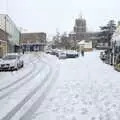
left=22, top=43, right=45, bottom=52
left=0, top=40, right=7, bottom=57
left=0, top=14, right=20, bottom=53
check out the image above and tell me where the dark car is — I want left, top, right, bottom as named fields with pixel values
left=100, top=52, right=107, bottom=61
left=66, top=50, right=79, bottom=58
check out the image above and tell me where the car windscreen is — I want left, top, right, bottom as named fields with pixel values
left=3, top=55, right=17, bottom=60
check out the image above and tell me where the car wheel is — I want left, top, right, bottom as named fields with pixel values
left=15, top=64, right=19, bottom=71
left=21, top=61, right=24, bottom=68
left=21, top=63, right=24, bottom=68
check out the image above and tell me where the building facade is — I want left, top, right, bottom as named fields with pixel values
left=69, top=16, right=87, bottom=41
left=0, top=14, right=20, bottom=55
left=78, top=40, right=93, bottom=51
left=0, top=29, right=9, bottom=57
left=69, top=16, right=99, bottom=49
left=74, top=17, right=86, bottom=33
left=111, top=24, right=120, bottom=65
left=21, top=32, right=47, bottom=51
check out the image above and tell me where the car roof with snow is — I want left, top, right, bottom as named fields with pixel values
left=3, top=53, right=22, bottom=58
left=6, top=53, right=21, bottom=55
left=66, top=50, right=78, bottom=54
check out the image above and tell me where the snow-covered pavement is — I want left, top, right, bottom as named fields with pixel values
left=0, top=51, right=120, bottom=120
left=33, top=51, right=120, bottom=120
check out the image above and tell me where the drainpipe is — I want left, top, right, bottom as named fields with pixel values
left=4, top=15, right=8, bottom=53
left=113, top=41, right=116, bottom=65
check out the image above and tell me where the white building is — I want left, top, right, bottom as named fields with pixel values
left=78, top=40, right=92, bottom=51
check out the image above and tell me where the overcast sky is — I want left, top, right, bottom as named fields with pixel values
left=0, top=0, right=120, bottom=37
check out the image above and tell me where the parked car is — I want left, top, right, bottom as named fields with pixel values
left=66, top=50, right=79, bottom=58
left=45, top=49, right=52, bottom=54
left=51, top=49, right=60, bottom=56
left=55, top=49, right=63, bottom=57
left=58, top=52, right=66, bottom=59
left=100, top=52, right=106, bottom=61
left=0, top=53, right=24, bottom=71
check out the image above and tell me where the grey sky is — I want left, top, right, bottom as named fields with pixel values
left=0, top=0, right=120, bottom=37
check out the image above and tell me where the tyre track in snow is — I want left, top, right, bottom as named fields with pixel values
left=20, top=63, right=60, bottom=120
left=0, top=60, right=36, bottom=92
left=1, top=55, right=55, bottom=120
left=0, top=54, right=37, bottom=92
left=0, top=55, right=46, bottom=100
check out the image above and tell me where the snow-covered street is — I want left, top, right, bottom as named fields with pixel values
left=33, top=51, right=120, bottom=120
left=0, top=51, right=120, bottom=120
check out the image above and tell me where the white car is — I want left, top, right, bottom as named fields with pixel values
left=58, top=52, right=66, bottom=59
left=0, top=53, right=24, bottom=71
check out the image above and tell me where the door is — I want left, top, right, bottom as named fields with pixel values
left=0, top=47, right=3, bottom=58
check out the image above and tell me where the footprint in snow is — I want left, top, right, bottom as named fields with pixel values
left=72, top=116, right=77, bottom=120
left=49, top=97, right=54, bottom=102
left=89, top=101, right=92, bottom=105
left=75, top=94, right=79, bottom=98
left=56, top=115, right=66, bottom=120
left=112, top=104, right=117, bottom=108
left=104, top=101, right=110, bottom=107
left=91, top=117, right=96, bottom=120
left=81, top=108, right=88, bottom=115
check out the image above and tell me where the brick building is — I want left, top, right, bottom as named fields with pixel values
left=21, top=32, right=47, bottom=51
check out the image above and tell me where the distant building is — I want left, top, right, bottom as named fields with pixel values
left=21, top=32, right=47, bottom=51
left=69, top=32, right=76, bottom=41
left=69, top=16, right=87, bottom=41
left=0, top=14, right=20, bottom=56
left=78, top=40, right=93, bottom=51
left=88, top=32, right=100, bottom=48
left=74, top=16, right=86, bottom=33
left=111, top=24, right=120, bottom=65
left=69, top=15, right=99, bottom=48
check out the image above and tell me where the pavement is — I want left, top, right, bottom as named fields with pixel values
left=33, top=51, right=120, bottom=120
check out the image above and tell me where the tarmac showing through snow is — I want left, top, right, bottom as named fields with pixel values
left=0, top=51, right=120, bottom=120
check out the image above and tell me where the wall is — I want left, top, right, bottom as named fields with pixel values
left=21, top=32, right=46, bottom=44
left=0, top=14, right=20, bottom=52
left=21, top=32, right=47, bottom=52
left=79, top=40, right=93, bottom=51
left=0, top=40, right=7, bottom=57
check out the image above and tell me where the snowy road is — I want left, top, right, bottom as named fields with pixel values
left=0, top=53, right=60, bottom=120
left=0, top=51, right=120, bottom=120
